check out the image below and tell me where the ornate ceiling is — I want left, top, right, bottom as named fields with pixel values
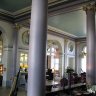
left=0, top=0, right=69, bottom=12
left=0, top=0, right=95, bottom=38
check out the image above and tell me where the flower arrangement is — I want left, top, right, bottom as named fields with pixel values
left=66, top=67, right=74, bottom=73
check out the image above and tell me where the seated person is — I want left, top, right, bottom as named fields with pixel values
left=46, top=69, right=53, bottom=80
left=80, top=72, right=86, bottom=83
left=25, top=68, right=28, bottom=82
left=72, top=72, right=80, bottom=84
left=60, top=77, right=68, bottom=87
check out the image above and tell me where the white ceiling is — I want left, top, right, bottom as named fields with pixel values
left=48, top=10, right=87, bottom=37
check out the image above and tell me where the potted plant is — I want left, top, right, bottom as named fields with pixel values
left=66, top=67, right=74, bottom=73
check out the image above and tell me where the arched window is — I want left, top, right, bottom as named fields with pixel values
left=81, top=46, right=87, bottom=72
left=47, top=41, right=60, bottom=72
left=20, top=52, right=28, bottom=71
left=47, top=46, right=59, bottom=71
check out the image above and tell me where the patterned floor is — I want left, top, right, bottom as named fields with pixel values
left=0, top=87, right=26, bottom=96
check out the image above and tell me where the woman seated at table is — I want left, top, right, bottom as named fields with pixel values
left=46, top=69, right=53, bottom=80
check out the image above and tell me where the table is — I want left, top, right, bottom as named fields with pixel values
left=46, top=80, right=59, bottom=86
left=46, top=80, right=60, bottom=91
left=46, top=83, right=86, bottom=96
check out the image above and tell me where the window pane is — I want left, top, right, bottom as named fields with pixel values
left=81, top=46, right=87, bottom=72
left=81, top=56, right=86, bottom=72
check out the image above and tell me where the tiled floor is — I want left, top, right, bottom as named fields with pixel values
left=0, top=87, right=68, bottom=96
left=0, top=87, right=27, bottom=96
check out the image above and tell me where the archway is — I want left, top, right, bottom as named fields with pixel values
left=0, top=26, right=8, bottom=87
left=47, top=40, right=62, bottom=79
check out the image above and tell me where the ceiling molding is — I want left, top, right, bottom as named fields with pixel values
left=48, top=25, right=77, bottom=38
left=14, top=0, right=95, bottom=22
left=48, top=25, right=76, bottom=41
left=0, top=8, right=13, bottom=16
left=0, top=0, right=70, bottom=17
left=48, top=29, right=75, bottom=41
left=15, top=20, right=76, bottom=40
left=0, top=0, right=93, bottom=38
left=48, top=0, right=69, bottom=6
left=75, top=37, right=86, bottom=43
left=0, top=0, right=94, bottom=23
left=48, top=0, right=95, bottom=16
left=0, top=12, right=14, bottom=23
left=13, top=6, right=31, bottom=17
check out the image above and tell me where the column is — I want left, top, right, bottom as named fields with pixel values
left=75, top=41, right=80, bottom=74
left=27, top=0, right=47, bottom=96
left=84, top=3, right=96, bottom=85
left=12, top=24, right=19, bottom=76
left=64, top=39, right=68, bottom=72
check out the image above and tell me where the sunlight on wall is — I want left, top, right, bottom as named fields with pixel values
left=81, top=46, right=87, bottom=72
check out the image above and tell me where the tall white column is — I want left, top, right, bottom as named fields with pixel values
left=84, top=3, right=96, bottom=85
left=27, top=0, right=48, bottom=96
left=12, top=24, right=19, bottom=76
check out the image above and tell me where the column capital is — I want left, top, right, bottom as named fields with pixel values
left=14, top=23, right=21, bottom=31
left=83, top=3, right=96, bottom=12
left=75, top=41, right=81, bottom=45
left=64, top=39, right=68, bottom=43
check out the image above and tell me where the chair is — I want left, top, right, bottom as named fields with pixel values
left=80, top=72, right=86, bottom=83
left=60, top=77, right=68, bottom=87
left=46, top=69, right=53, bottom=80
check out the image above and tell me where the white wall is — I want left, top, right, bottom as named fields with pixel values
left=18, top=27, right=29, bottom=49
left=0, top=20, right=14, bottom=86
left=0, top=20, right=14, bottom=47
left=47, top=34, right=64, bottom=77
left=76, top=41, right=86, bottom=74
left=0, top=21, right=29, bottom=86
left=66, top=40, right=75, bottom=70
left=0, top=20, right=77, bottom=86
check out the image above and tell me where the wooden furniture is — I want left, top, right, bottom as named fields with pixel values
left=0, top=64, right=3, bottom=75
left=0, top=64, right=3, bottom=86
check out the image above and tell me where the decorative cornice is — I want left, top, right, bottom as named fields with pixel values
left=83, top=3, right=96, bottom=11
left=14, top=23, right=21, bottom=30
left=75, top=41, right=81, bottom=45
left=48, top=0, right=94, bottom=16
left=0, top=11, right=14, bottom=23
left=14, top=22, right=85, bottom=40
left=0, top=0, right=94, bottom=23
left=75, top=37, right=86, bottom=43
left=0, top=9, right=13, bottom=16
left=48, top=26, right=75, bottom=41
left=48, top=0, right=68, bottom=7
left=48, top=25, right=77, bottom=38
left=13, top=6, right=31, bottom=17
left=64, top=39, right=68, bottom=43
